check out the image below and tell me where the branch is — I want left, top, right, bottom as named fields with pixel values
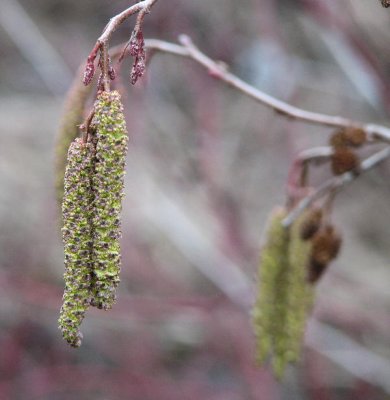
left=286, top=146, right=334, bottom=202
left=98, top=0, right=159, bottom=45
left=141, top=36, right=390, bottom=143
left=282, top=146, right=390, bottom=227
left=83, top=0, right=159, bottom=89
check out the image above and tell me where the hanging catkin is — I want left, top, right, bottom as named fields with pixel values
left=252, top=208, right=290, bottom=368
left=59, top=138, right=94, bottom=347
left=55, top=70, right=93, bottom=209
left=89, top=90, right=129, bottom=310
left=252, top=207, right=314, bottom=378
left=285, top=211, right=314, bottom=365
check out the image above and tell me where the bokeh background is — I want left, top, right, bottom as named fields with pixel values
left=1, top=0, right=390, bottom=399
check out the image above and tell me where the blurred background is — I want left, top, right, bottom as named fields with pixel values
left=0, top=0, right=390, bottom=399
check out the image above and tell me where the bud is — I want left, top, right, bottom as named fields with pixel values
left=90, top=91, right=129, bottom=310
left=299, top=207, right=323, bottom=240
left=331, top=148, right=360, bottom=175
left=344, top=127, right=366, bottom=147
left=59, top=139, right=94, bottom=347
left=329, top=129, right=349, bottom=149
left=330, top=127, right=367, bottom=149
left=129, top=30, right=146, bottom=85
left=83, top=61, right=95, bottom=86
left=307, top=259, right=328, bottom=284
left=310, top=225, right=342, bottom=266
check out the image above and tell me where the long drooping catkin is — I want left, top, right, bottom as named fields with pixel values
left=55, top=70, right=93, bottom=209
left=252, top=208, right=290, bottom=367
left=59, top=138, right=94, bottom=347
left=89, top=91, right=129, bottom=310
left=252, top=207, right=314, bottom=378
left=285, top=212, right=314, bottom=364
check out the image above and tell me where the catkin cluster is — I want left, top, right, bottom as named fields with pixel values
left=59, top=90, right=128, bottom=347
left=252, top=207, right=342, bottom=377
left=252, top=208, right=315, bottom=377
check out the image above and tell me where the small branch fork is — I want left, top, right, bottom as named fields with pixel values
left=282, top=146, right=390, bottom=227
left=81, top=0, right=159, bottom=135
left=98, top=0, right=158, bottom=45
left=83, top=0, right=159, bottom=92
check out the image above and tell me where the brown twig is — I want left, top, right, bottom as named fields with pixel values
left=100, top=42, right=110, bottom=92
left=79, top=109, right=95, bottom=143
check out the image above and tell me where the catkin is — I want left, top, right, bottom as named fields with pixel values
left=59, top=138, right=94, bottom=347
left=285, top=212, right=314, bottom=365
left=252, top=208, right=314, bottom=378
left=89, top=91, right=129, bottom=310
left=252, top=208, right=290, bottom=367
left=55, top=70, right=93, bottom=209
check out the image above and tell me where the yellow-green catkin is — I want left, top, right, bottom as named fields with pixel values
left=55, top=71, right=93, bottom=208
left=89, top=91, right=129, bottom=310
left=252, top=208, right=315, bottom=378
left=252, top=208, right=290, bottom=368
left=59, top=138, right=94, bottom=347
left=285, top=212, right=314, bottom=365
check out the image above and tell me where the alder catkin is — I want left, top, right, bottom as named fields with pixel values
left=89, top=91, right=129, bottom=310
left=253, top=208, right=316, bottom=378
left=252, top=208, right=290, bottom=368
left=285, top=212, right=314, bottom=365
left=55, top=69, right=93, bottom=209
left=59, top=138, right=94, bottom=347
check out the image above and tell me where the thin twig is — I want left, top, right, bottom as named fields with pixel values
left=98, top=0, right=159, bottom=45
left=286, top=146, right=335, bottom=204
left=282, top=146, right=390, bottom=226
left=100, top=42, right=110, bottom=92
left=80, top=109, right=95, bottom=143
left=139, top=36, right=390, bottom=143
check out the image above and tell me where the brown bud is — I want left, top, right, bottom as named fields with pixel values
left=307, top=260, right=328, bottom=284
left=331, top=148, right=360, bottom=175
left=330, top=127, right=367, bottom=149
left=329, top=129, right=349, bottom=148
left=382, top=0, right=390, bottom=8
left=300, top=208, right=323, bottom=240
left=344, top=127, right=367, bottom=147
left=311, top=225, right=342, bottom=266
